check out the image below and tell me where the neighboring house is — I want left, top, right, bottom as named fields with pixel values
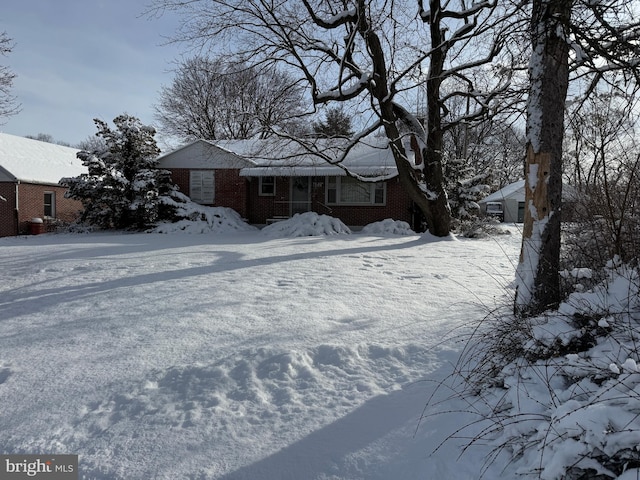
left=479, top=180, right=578, bottom=223
left=0, top=133, right=85, bottom=237
left=157, top=138, right=417, bottom=228
left=479, top=180, right=526, bottom=223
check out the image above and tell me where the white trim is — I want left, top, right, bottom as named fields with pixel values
left=259, top=176, right=275, bottom=196
left=43, top=191, right=55, bottom=218
left=240, top=166, right=397, bottom=178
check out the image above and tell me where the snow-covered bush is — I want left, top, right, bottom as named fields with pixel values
left=454, top=216, right=509, bottom=239
left=62, top=115, right=177, bottom=230
left=261, top=212, right=351, bottom=237
left=447, top=260, right=640, bottom=479
left=360, top=219, right=415, bottom=236
left=151, top=191, right=257, bottom=234
left=562, top=174, right=640, bottom=283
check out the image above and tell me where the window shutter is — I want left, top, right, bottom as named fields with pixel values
left=201, top=171, right=215, bottom=203
left=190, top=171, right=215, bottom=204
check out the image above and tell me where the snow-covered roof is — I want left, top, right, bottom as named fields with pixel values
left=156, top=139, right=257, bottom=169
left=0, top=132, right=85, bottom=184
left=479, top=180, right=525, bottom=203
left=479, top=180, right=580, bottom=204
left=214, top=138, right=405, bottom=179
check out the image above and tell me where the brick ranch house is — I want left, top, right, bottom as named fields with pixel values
left=156, top=138, right=419, bottom=229
left=0, top=133, right=85, bottom=237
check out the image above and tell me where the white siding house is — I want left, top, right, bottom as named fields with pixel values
left=479, top=181, right=526, bottom=223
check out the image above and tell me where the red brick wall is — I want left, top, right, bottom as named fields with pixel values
left=246, top=177, right=291, bottom=222
left=16, top=183, right=82, bottom=235
left=215, top=169, right=249, bottom=218
left=246, top=176, right=414, bottom=227
left=166, top=168, right=250, bottom=218
left=169, top=168, right=191, bottom=199
left=0, top=183, right=17, bottom=237
left=54, top=187, right=84, bottom=223
left=0, top=182, right=83, bottom=236
left=314, top=177, right=413, bottom=227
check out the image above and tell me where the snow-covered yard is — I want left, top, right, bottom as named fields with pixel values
left=0, top=218, right=522, bottom=479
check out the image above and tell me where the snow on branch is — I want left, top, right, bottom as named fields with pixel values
left=568, top=1, right=640, bottom=83
left=419, top=0, right=495, bottom=23
left=314, top=71, right=373, bottom=103
left=301, top=0, right=358, bottom=29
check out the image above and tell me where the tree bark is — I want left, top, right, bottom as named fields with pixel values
left=515, top=0, right=571, bottom=316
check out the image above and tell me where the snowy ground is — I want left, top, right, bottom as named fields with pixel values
left=0, top=215, right=522, bottom=479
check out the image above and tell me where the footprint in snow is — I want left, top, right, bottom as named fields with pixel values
left=0, top=367, right=12, bottom=385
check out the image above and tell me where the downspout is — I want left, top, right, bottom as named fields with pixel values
left=14, top=180, right=19, bottom=235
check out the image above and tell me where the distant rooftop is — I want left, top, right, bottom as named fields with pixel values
left=480, top=180, right=525, bottom=203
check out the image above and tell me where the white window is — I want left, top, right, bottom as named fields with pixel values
left=326, top=177, right=385, bottom=205
left=44, top=191, right=55, bottom=217
left=190, top=170, right=215, bottom=204
left=259, top=176, right=275, bottom=196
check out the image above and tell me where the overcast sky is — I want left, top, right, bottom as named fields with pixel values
left=1, top=0, right=184, bottom=148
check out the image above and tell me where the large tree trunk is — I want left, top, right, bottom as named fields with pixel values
left=384, top=0, right=452, bottom=237
left=385, top=129, right=450, bottom=236
left=515, top=0, right=572, bottom=316
left=360, top=0, right=450, bottom=237
left=422, top=0, right=452, bottom=237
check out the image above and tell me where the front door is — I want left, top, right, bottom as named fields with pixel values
left=290, top=177, right=311, bottom=215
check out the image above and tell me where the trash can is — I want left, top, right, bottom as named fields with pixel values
left=30, top=217, right=45, bottom=235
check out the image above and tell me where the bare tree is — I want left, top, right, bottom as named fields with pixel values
left=148, top=0, right=516, bottom=236
left=473, top=121, right=526, bottom=189
left=25, top=133, right=55, bottom=143
left=565, top=79, right=637, bottom=191
left=155, top=56, right=306, bottom=141
left=25, top=133, right=72, bottom=147
left=442, top=89, right=526, bottom=191
left=563, top=77, right=640, bottom=268
left=0, top=31, right=19, bottom=121
left=516, top=0, right=640, bottom=316
left=76, top=133, right=107, bottom=153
